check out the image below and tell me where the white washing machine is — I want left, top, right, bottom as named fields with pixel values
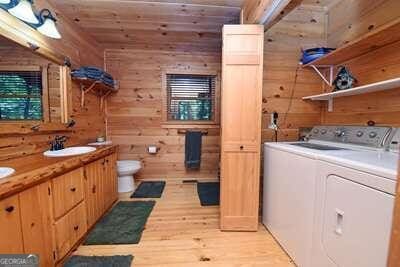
left=263, top=125, right=397, bottom=267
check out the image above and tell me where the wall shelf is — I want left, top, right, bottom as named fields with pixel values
left=72, top=77, right=118, bottom=109
left=303, top=77, right=400, bottom=112
left=302, top=17, right=400, bottom=68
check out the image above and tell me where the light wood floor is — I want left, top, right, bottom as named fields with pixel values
left=73, top=180, right=294, bottom=266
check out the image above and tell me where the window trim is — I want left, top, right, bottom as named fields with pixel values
left=161, top=69, right=220, bottom=128
left=0, top=65, right=49, bottom=122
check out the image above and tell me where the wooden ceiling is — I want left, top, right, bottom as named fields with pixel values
left=49, top=0, right=243, bottom=52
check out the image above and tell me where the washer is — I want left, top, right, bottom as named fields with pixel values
left=262, top=125, right=395, bottom=267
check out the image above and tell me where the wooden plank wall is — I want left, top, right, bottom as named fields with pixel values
left=322, top=0, right=400, bottom=126
left=105, top=50, right=221, bottom=179
left=0, top=1, right=105, bottom=161
left=262, top=4, right=326, bottom=142
left=104, top=3, right=326, bottom=180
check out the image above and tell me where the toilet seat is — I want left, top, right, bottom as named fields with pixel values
left=117, top=160, right=141, bottom=172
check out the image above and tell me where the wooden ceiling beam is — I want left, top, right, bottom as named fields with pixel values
left=242, top=0, right=302, bottom=30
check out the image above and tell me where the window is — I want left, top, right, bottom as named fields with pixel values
left=164, top=73, right=218, bottom=124
left=0, top=69, right=43, bottom=120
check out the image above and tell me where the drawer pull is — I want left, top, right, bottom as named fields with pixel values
left=70, top=187, right=77, bottom=192
left=5, top=206, right=14, bottom=213
left=240, top=145, right=244, bottom=150
left=92, top=185, right=96, bottom=193
left=73, top=225, right=79, bottom=231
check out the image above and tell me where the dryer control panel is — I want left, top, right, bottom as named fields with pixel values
left=308, top=126, right=392, bottom=149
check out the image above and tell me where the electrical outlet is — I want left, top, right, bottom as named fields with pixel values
left=268, top=112, right=278, bottom=130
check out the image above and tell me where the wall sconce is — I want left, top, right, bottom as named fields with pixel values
left=0, top=0, right=61, bottom=39
left=8, top=0, right=39, bottom=24
left=36, top=9, right=61, bottom=39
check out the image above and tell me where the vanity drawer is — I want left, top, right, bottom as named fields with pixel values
left=54, top=201, right=87, bottom=260
left=52, top=167, right=84, bottom=219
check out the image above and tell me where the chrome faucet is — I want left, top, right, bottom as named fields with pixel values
left=50, top=136, right=67, bottom=151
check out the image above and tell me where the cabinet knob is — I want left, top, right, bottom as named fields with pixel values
left=240, top=145, right=244, bottom=150
left=5, top=206, right=14, bottom=213
left=73, top=225, right=79, bottom=231
left=92, top=185, right=96, bottom=193
left=70, top=187, right=76, bottom=192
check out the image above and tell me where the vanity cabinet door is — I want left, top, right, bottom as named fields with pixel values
left=84, top=158, right=104, bottom=228
left=52, top=168, right=84, bottom=219
left=54, top=201, right=87, bottom=260
left=0, top=195, right=23, bottom=253
left=19, top=182, right=56, bottom=266
left=104, top=153, right=118, bottom=209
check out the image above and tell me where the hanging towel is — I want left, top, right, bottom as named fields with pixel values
left=185, top=131, right=202, bottom=170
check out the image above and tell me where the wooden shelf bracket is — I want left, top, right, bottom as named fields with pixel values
left=307, top=64, right=335, bottom=86
left=80, top=81, right=100, bottom=107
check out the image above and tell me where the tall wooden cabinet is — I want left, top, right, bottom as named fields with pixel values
left=220, top=25, right=264, bottom=231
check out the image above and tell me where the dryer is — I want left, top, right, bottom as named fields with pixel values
left=312, top=150, right=398, bottom=267
left=263, top=125, right=396, bottom=267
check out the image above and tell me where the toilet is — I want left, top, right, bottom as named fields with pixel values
left=117, top=160, right=142, bottom=193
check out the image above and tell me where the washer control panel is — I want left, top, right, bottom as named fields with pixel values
left=308, top=126, right=392, bottom=148
left=388, top=128, right=400, bottom=153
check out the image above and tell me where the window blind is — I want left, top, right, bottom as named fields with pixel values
left=0, top=70, right=43, bottom=120
left=166, top=74, right=215, bottom=121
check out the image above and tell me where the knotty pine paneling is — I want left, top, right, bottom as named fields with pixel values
left=104, top=3, right=327, bottom=179
left=105, top=49, right=221, bottom=179
left=322, top=1, right=400, bottom=126
left=262, top=4, right=326, bottom=142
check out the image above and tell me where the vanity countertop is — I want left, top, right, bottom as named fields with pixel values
left=0, top=145, right=118, bottom=200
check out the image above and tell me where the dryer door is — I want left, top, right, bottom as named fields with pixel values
left=323, top=175, right=394, bottom=267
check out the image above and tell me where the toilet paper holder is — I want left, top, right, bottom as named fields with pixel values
left=147, top=145, right=159, bottom=154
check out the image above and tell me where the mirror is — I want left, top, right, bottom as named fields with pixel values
left=0, top=35, right=70, bottom=124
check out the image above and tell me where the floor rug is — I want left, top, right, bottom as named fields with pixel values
left=84, top=201, right=155, bottom=245
left=64, top=255, right=133, bottom=267
left=197, top=182, right=220, bottom=206
left=131, top=181, right=166, bottom=198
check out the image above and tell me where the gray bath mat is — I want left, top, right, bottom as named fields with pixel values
left=64, top=255, right=133, bottom=267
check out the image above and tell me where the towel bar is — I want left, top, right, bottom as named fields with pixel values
left=177, top=129, right=208, bottom=135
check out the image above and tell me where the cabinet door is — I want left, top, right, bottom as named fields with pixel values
left=0, top=195, right=23, bottom=253
left=19, top=182, right=56, bottom=266
left=84, top=158, right=104, bottom=227
left=104, top=153, right=118, bottom=209
left=52, top=168, right=84, bottom=219
left=220, top=25, right=264, bottom=231
left=54, top=201, right=87, bottom=260
left=220, top=152, right=260, bottom=231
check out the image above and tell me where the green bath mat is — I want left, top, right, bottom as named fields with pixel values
left=197, top=182, right=220, bottom=206
left=84, top=201, right=155, bottom=245
left=131, top=181, right=166, bottom=198
left=64, top=255, right=133, bottom=267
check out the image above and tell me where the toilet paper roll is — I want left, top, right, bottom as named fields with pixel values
left=148, top=146, right=157, bottom=154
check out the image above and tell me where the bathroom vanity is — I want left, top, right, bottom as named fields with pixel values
left=0, top=145, right=118, bottom=265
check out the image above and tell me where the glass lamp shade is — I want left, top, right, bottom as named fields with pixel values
left=8, top=0, right=39, bottom=24
left=37, top=17, right=61, bottom=39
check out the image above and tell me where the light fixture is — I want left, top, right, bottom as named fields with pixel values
left=8, top=0, right=39, bottom=24
left=0, top=0, right=11, bottom=4
left=36, top=9, right=61, bottom=39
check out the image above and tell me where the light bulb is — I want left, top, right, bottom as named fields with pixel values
left=9, top=0, right=39, bottom=24
left=37, top=16, right=61, bottom=39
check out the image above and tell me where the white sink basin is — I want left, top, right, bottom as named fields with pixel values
left=0, top=167, right=15, bottom=179
left=43, top=146, right=96, bottom=157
